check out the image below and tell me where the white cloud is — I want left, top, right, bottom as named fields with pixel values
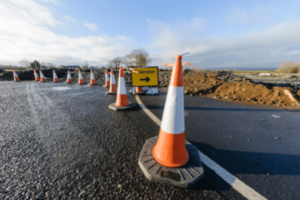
left=147, top=19, right=300, bottom=69
left=84, top=20, right=98, bottom=32
left=64, top=15, right=76, bottom=23
left=38, top=0, right=58, bottom=4
left=227, top=6, right=252, bottom=24
left=0, top=0, right=135, bottom=66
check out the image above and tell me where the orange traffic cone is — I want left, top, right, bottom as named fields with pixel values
left=88, top=69, right=96, bottom=86
left=53, top=70, right=59, bottom=82
left=13, top=71, right=20, bottom=82
left=65, top=70, right=72, bottom=83
left=105, top=68, right=117, bottom=95
left=103, top=70, right=110, bottom=87
left=133, top=86, right=146, bottom=95
left=152, top=55, right=188, bottom=167
left=40, top=70, right=46, bottom=82
left=109, top=67, right=136, bottom=111
left=77, top=69, right=84, bottom=85
left=138, top=55, right=204, bottom=187
left=34, top=70, right=40, bottom=81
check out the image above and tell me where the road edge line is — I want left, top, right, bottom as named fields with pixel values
left=135, top=95, right=267, bottom=200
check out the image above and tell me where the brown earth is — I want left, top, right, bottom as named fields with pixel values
left=184, top=72, right=300, bottom=108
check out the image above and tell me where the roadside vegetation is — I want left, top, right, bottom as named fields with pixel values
left=276, top=61, right=300, bottom=73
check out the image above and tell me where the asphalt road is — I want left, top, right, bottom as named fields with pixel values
left=138, top=88, right=300, bottom=200
left=1, top=81, right=299, bottom=199
left=0, top=81, right=223, bottom=200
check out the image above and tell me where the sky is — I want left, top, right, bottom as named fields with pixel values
left=1, top=0, right=300, bottom=69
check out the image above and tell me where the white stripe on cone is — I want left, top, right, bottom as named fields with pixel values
left=106, top=74, right=110, bottom=81
left=117, top=77, right=127, bottom=95
left=40, top=72, right=45, bottom=79
left=110, top=74, right=115, bottom=84
left=35, top=73, right=39, bottom=78
left=54, top=72, right=58, bottom=79
left=67, top=73, right=71, bottom=79
left=14, top=72, right=18, bottom=78
left=79, top=73, right=83, bottom=79
left=160, top=86, right=185, bottom=134
left=91, top=73, right=95, bottom=80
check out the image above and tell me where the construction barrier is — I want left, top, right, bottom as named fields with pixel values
left=88, top=69, right=96, bottom=86
left=105, top=68, right=117, bottom=95
left=65, top=70, right=72, bottom=83
left=103, top=70, right=110, bottom=87
left=13, top=71, right=20, bottom=82
left=53, top=70, right=59, bottom=82
left=138, top=55, right=204, bottom=188
left=34, top=70, right=40, bottom=82
left=40, top=70, right=46, bottom=82
left=77, top=69, right=84, bottom=85
left=109, top=67, right=136, bottom=111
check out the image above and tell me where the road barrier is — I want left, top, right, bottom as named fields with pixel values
left=65, top=70, right=72, bottom=84
left=133, top=86, right=146, bottom=95
left=34, top=70, right=40, bottom=82
left=138, top=55, right=204, bottom=188
left=88, top=69, right=96, bottom=86
left=109, top=66, right=136, bottom=111
left=105, top=68, right=117, bottom=95
left=40, top=70, right=46, bottom=82
left=13, top=71, right=20, bottom=82
left=53, top=70, right=59, bottom=82
left=77, top=69, right=84, bottom=85
left=103, top=70, right=110, bottom=87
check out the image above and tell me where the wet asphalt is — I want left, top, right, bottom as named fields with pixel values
left=0, top=81, right=224, bottom=200
left=139, top=88, right=300, bottom=200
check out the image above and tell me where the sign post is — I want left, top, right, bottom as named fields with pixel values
left=131, top=67, right=159, bottom=87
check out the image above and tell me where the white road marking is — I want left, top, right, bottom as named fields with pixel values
left=52, top=87, right=72, bottom=91
left=51, top=86, right=88, bottom=91
left=272, top=115, right=280, bottom=118
left=135, top=95, right=267, bottom=200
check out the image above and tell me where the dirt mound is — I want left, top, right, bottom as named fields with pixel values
left=184, top=72, right=300, bottom=108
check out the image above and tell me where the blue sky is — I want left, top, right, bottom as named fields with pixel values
left=1, top=0, right=300, bottom=69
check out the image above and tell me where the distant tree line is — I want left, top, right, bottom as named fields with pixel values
left=10, top=47, right=151, bottom=71
left=108, top=48, right=152, bottom=70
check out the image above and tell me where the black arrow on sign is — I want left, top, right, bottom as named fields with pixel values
left=140, top=77, right=150, bottom=82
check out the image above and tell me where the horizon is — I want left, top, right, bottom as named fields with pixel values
left=1, top=0, right=300, bottom=69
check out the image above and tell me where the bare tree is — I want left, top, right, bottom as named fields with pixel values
left=30, top=60, right=41, bottom=70
left=82, top=61, right=89, bottom=69
left=19, top=59, right=30, bottom=70
left=123, top=54, right=135, bottom=71
left=109, top=57, right=123, bottom=70
left=125, top=48, right=151, bottom=67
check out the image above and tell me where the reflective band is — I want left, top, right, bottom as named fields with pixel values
left=91, top=73, right=95, bottom=80
left=161, top=86, right=185, bottom=134
left=117, top=77, right=127, bottom=95
left=110, top=74, right=115, bottom=84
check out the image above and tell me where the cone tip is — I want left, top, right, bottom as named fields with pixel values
left=176, top=55, right=182, bottom=60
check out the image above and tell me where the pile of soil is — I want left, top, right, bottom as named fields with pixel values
left=184, top=72, right=300, bottom=108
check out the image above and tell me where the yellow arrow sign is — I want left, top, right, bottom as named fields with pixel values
left=131, top=67, right=159, bottom=87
